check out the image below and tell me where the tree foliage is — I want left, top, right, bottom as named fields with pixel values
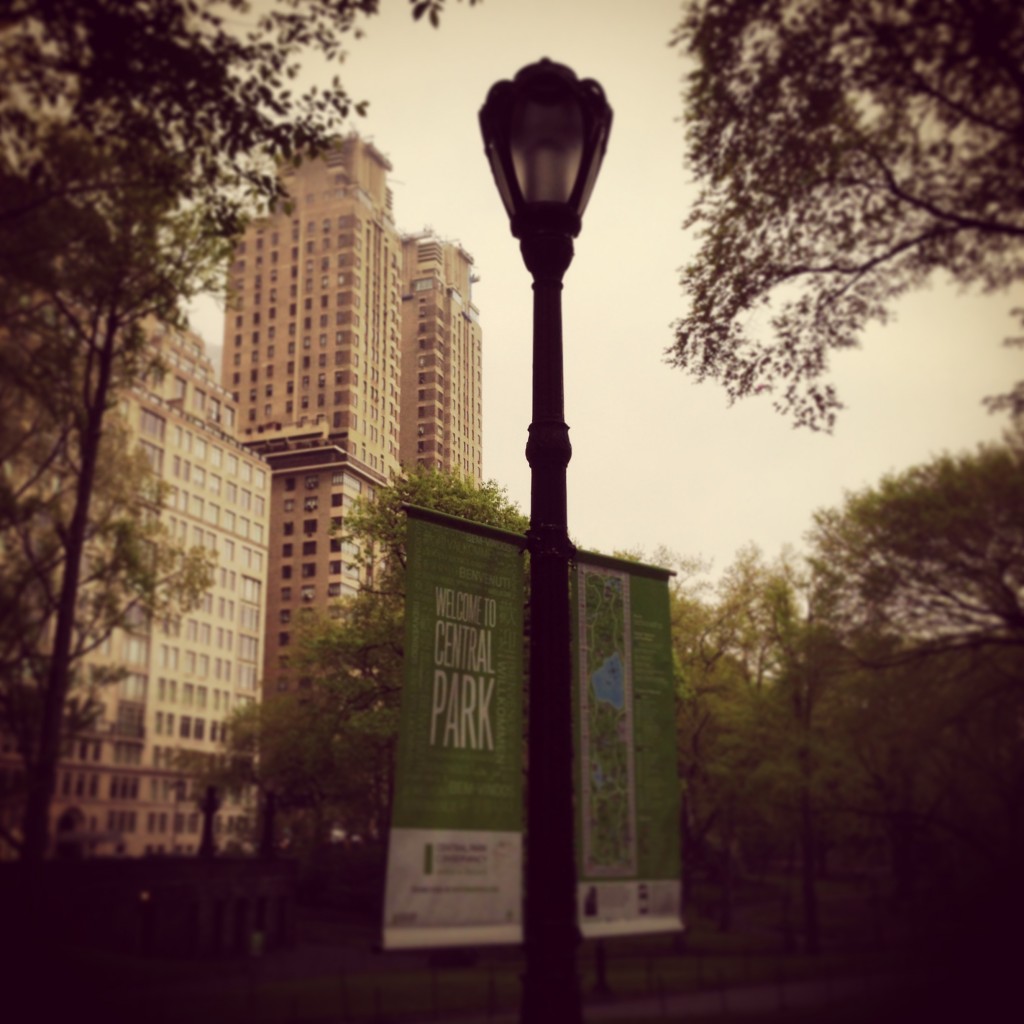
left=674, top=546, right=854, bottom=947
left=0, top=135, right=224, bottom=861
left=216, top=469, right=527, bottom=850
left=809, top=435, right=1024, bottom=662
left=670, top=0, right=1024, bottom=428
left=0, top=0, right=475, bottom=231
left=0, top=0, right=474, bottom=862
left=0, top=414, right=214, bottom=858
left=343, top=465, right=528, bottom=597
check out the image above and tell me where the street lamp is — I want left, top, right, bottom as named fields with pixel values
left=480, top=58, right=612, bottom=1024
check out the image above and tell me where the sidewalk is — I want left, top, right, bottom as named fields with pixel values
left=404, top=972, right=908, bottom=1023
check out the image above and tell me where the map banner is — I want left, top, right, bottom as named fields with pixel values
left=573, top=553, right=683, bottom=937
left=383, top=507, right=525, bottom=949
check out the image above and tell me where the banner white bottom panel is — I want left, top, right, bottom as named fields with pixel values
left=578, top=879, right=683, bottom=938
left=383, top=827, right=522, bottom=949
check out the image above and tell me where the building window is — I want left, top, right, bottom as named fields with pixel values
left=140, top=408, right=166, bottom=440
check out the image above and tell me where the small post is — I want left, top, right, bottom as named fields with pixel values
left=594, top=939, right=612, bottom=996
left=259, top=789, right=277, bottom=859
left=198, top=784, right=220, bottom=858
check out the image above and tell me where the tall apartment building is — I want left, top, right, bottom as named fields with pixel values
left=400, top=233, right=483, bottom=479
left=223, top=134, right=404, bottom=479
left=221, top=135, right=484, bottom=695
left=0, top=325, right=270, bottom=858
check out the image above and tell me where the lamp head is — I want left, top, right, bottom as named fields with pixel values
left=480, top=59, right=612, bottom=240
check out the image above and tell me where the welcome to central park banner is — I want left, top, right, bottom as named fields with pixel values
left=573, top=552, right=683, bottom=938
left=383, top=507, right=525, bottom=949
left=383, top=512, right=682, bottom=947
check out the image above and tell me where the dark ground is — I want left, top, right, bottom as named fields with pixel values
left=5, top=868, right=1016, bottom=1023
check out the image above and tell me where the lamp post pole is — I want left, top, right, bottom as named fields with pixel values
left=522, top=225, right=580, bottom=1023
left=480, top=58, right=612, bottom=1024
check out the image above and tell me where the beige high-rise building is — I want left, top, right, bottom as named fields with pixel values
left=221, top=136, right=484, bottom=696
left=400, top=233, right=483, bottom=478
left=222, top=136, right=405, bottom=694
left=0, top=325, right=269, bottom=858
left=222, top=135, right=403, bottom=479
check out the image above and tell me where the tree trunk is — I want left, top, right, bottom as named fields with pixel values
left=680, top=791, right=692, bottom=909
left=20, top=319, right=117, bottom=864
left=718, top=817, right=734, bottom=932
left=799, top=784, right=820, bottom=954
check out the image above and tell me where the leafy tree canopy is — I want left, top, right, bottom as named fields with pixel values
left=343, top=465, right=528, bottom=597
left=670, top=0, right=1024, bottom=428
left=809, top=433, right=1024, bottom=663
left=1, top=0, right=476, bottom=231
left=0, top=129, right=229, bottom=861
left=213, top=469, right=527, bottom=848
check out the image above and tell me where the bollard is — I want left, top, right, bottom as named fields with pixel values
left=339, top=968, right=351, bottom=1022
left=594, top=940, right=611, bottom=997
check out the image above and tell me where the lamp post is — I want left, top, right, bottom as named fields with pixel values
left=480, top=59, right=612, bottom=1024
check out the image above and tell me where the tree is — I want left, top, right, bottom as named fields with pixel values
left=0, top=136, right=223, bottom=863
left=808, top=436, right=1024, bottom=664
left=206, top=686, right=385, bottom=856
left=669, top=0, right=1024, bottom=429
left=218, top=468, right=527, bottom=852
left=0, top=421, right=213, bottom=858
left=801, top=440, right=1024, bottom=963
left=1, top=0, right=477, bottom=232
left=674, top=546, right=856, bottom=949
left=0, top=0, right=475, bottom=863
left=343, top=466, right=529, bottom=595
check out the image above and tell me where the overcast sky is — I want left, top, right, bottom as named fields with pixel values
left=189, top=0, right=1022, bottom=577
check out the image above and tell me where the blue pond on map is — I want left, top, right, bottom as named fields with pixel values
left=591, top=652, right=626, bottom=709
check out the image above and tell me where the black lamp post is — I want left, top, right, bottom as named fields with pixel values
left=480, top=58, right=612, bottom=1024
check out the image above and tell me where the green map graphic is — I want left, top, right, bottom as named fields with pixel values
left=579, top=567, right=637, bottom=876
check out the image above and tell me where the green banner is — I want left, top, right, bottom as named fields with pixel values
left=573, top=553, right=683, bottom=937
left=383, top=508, right=524, bottom=949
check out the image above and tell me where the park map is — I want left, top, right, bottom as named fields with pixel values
left=578, top=567, right=638, bottom=877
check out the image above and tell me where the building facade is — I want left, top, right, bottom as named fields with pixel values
left=222, top=136, right=484, bottom=695
left=0, top=325, right=270, bottom=858
left=400, top=233, right=483, bottom=478
left=222, top=135, right=404, bottom=481
left=255, top=427, right=384, bottom=694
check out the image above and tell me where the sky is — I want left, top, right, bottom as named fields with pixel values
left=190, top=0, right=1022, bottom=578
